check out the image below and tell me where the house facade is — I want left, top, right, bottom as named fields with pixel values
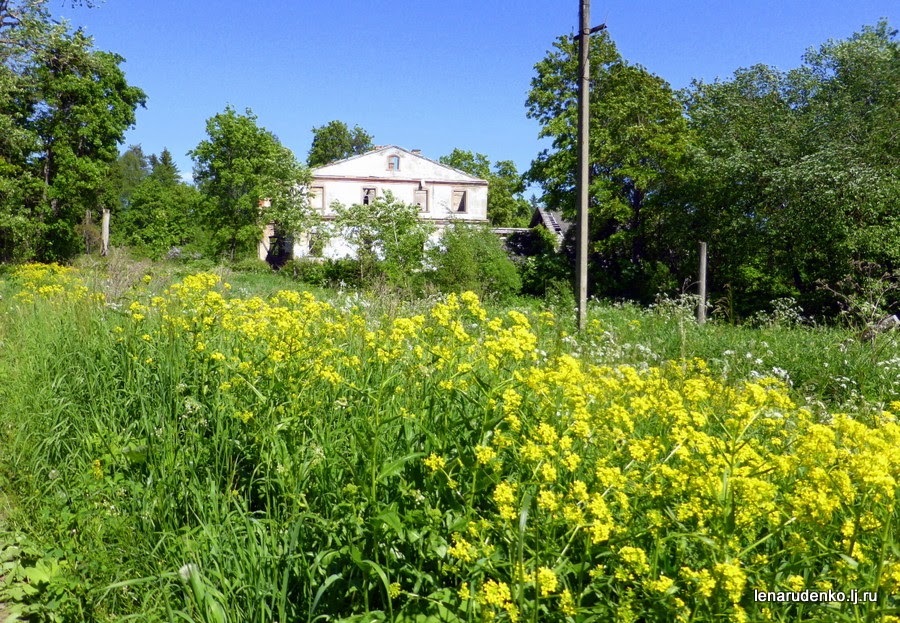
left=260, top=146, right=489, bottom=261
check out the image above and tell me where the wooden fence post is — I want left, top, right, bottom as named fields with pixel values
left=84, top=209, right=93, bottom=254
left=698, top=241, right=707, bottom=324
left=101, top=209, right=110, bottom=256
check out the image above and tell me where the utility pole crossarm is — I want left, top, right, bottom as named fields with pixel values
left=572, top=23, right=607, bottom=40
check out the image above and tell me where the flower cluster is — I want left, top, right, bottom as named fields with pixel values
left=10, top=267, right=896, bottom=622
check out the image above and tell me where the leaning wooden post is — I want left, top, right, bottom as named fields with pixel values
left=698, top=241, right=707, bottom=324
left=101, top=209, right=110, bottom=256
left=84, top=209, right=93, bottom=254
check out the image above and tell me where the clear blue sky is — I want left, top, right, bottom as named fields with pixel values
left=56, top=0, right=896, bottom=188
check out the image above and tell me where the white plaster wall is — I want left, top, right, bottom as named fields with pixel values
left=283, top=147, right=490, bottom=260
left=292, top=222, right=475, bottom=261
left=311, top=179, right=487, bottom=222
left=315, top=147, right=483, bottom=183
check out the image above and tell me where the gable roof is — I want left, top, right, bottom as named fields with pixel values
left=530, top=207, right=572, bottom=241
left=312, top=145, right=488, bottom=184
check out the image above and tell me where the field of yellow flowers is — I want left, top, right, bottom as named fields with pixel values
left=0, top=263, right=898, bottom=622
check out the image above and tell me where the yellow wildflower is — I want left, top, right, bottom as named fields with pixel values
left=424, top=454, right=446, bottom=472
left=537, top=567, right=558, bottom=596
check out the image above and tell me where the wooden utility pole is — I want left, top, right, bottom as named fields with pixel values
left=576, top=0, right=591, bottom=331
left=698, top=241, right=707, bottom=324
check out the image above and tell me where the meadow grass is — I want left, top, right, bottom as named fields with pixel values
left=0, top=262, right=898, bottom=622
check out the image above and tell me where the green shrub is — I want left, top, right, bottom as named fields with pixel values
left=282, top=258, right=326, bottom=286
left=427, top=222, right=521, bottom=300
left=283, top=257, right=362, bottom=289
left=322, top=258, right=363, bottom=289
left=515, top=227, right=573, bottom=299
left=230, top=257, right=273, bottom=275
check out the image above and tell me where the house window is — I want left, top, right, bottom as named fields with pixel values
left=387, top=155, right=400, bottom=171
left=452, top=190, right=467, bottom=213
left=414, top=189, right=428, bottom=211
left=362, top=187, right=376, bottom=205
left=309, top=186, right=324, bottom=211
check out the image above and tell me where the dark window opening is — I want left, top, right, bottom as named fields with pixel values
left=452, top=190, right=467, bottom=213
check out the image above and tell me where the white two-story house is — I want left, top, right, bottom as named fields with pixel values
left=259, top=146, right=489, bottom=261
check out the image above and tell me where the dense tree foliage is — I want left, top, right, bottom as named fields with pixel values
left=527, top=32, right=691, bottom=301
left=307, top=120, right=374, bottom=167
left=104, top=144, right=149, bottom=212
left=190, top=106, right=314, bottom=260
left=683, top=21, right=899, bottom=316
left=527, top=23, right=899, bottom=317
left=0, top=0, right=145, bottom=261
left=114, top=146, right=204, bottom=257
left=148, top=147, right=179, bottom=185
left=439, top=148, right=532, bottom=227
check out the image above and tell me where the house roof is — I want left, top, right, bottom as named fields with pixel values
left=312, top=145, right=488, bottom=184
left=530, top=207, right=571, bottom=239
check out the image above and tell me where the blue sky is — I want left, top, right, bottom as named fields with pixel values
left=56, top=0, right=896, bottom=188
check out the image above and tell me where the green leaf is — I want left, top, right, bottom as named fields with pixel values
left=377, top=453, right=424, bottom=483
left=308, top=573, right=342, bottom=621
left=375, top=509, right=404, bottom=537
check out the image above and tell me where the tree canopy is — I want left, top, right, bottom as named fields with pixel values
left=307, top=120, right=374, bottom=167
left=682, top=21, right=899, bottom=315
left=526, top=32, right=691, bottom=300
left=111, top=146, right=202, bottom=258
left=190, top=106, right=314, bottom=259
left=330, top=191, right=433, bottom=288
left=0, top=0, right=145, bottom=261
left=524, top=22, right=899, bottom=316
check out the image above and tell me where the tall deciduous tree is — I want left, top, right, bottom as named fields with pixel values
left=440, top=149, right=532, bottom=227
left=685, top=21, right=899, bottom=316
left=190, top=106, right=314, bottom=259
left=526, top=32, right=691, bottom=300
left=307, top=120, right=373, bottom=167
left=0, top=1, right=145, bottom=260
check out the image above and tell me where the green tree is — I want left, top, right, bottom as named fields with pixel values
left=439, top=149, right=491, bottom=179
left=0, top=2, right=145, bottom=261
left=526, top=32, right=691, bottom=301
left=330, top=191, right=433, bottom=288
left=684, top=21, right=900, bottom=316
left=116, top=176, right=201, bottom=257
left=307, top=120, right=374, bottom=167
left=190, top=106, right=314, bottom=260
left=440, top=149, right=532, bottom=227
left=115, top=148, right=204, bottom=258
left=148, top=147, right=179, bottom=185
left=104, top=144, right=149, bottom=212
